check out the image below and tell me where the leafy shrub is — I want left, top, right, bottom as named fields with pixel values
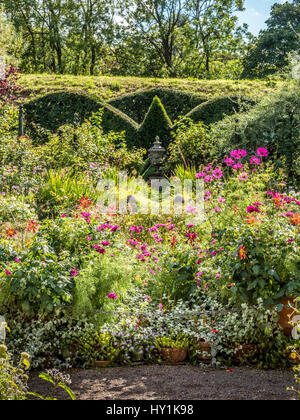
left=37, top=114, right=145, bottom=172
left=78, top=331, right=120, bottom=366
left=6, top=316, right=95, bottom=369
left=0, top=196, right=36, bottom=224
left=137, top=96, right=173, bottom=149
left=165, top=118, right=215, bottom=170
left=73, top=251, right=140, bottom=317
left=0, top=344, right=30, bottom=400
left=0, top=66, right=21, bottom=102
left=211, top=82, right=300, bottom=182
left=0, top=239, right=75, bottom=316
left=155, top=335, right=189, bottom=349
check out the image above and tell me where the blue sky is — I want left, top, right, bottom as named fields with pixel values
left=237, top=0, right=290, bottom=35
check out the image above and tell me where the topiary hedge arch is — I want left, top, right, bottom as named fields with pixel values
left=23, top=92, right=139, bottom=145
left=108, top=88, right=206, bottom=123
left=23, top=90, right=255, bottom=149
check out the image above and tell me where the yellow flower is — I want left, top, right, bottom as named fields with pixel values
left=290, top=353, right=297, bottom=359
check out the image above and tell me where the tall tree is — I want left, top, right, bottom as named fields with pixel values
left=120, top=0, right=245, bottom=77
left=186, top=0, right=244, bottom=74
left=242, top=0, right=300, bottom=78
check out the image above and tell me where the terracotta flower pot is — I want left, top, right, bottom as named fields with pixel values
left=161, top=347, right=188, bottom=363
left=233, top=344, right=256, bottom=361
left=198, top=342, right=212, bottom=363
left=277, top=297, right=295, bottom=337
left=94, top=360, right=112, bottom=367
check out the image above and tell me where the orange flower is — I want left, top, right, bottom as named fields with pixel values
left=27, top=220, right=39, bottom=233
left=246, top=215, right=260, bottom=226
left=78, top=196, right=92, bottom=209
left=6, top=228, right=17, bottom=238
left=239, top=245, right=246, bottom=260
left=290, top=212, right=300, bottom=227
left=272, top=193, right=284, bottom=209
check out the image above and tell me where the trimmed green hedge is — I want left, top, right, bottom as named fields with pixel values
left=211, top=84, right=300, bottom=181
left=24, top=92, right=138, bottom=145
left=137, top=96, right=173, bottom=149
left=23, top=91, right=256, bottom=149
left=108, top=88, right=206, bottom=123
left=184, top=96, right=255, bottom=125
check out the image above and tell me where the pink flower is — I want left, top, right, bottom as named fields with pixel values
left=149, top=269, right=156, bottom=276
left=5, top=269, right=12, bottom=276
left=247, top=205, right=260, bottom=214
left=204, top=175, right=214, bottom=183
left=256, top=148, right=268, bottom=157
left=230, top=149, right=247, bottom=160
left=232, top=163, right=243, bottom=170
left=216, top=273, right=220, bottom=279
left=101, top=241, right=111, bottom=246
left=108, top=292, right=117, bottom=300
left=196, top=172, right=206, bottom=178
left=212, top=169, right=223, bottom=179
left=239, top=172, right=249, bottom=181
left=250, top=156, right=261, bottom=165
left=159, top=303, right=163, bottom=311
left=224, top=157, right=235, bottom=166
left=218, top=197, right=225, bottom=203
left=14, top=258, right=21, bottom=263
left=144, top=296, right=151, bottom=303
left=71, top=267, right=79, bottom=277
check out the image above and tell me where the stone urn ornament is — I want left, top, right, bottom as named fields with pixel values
left=148, top=136, right=166, bottom=179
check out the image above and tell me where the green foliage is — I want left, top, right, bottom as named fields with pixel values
left=6, top=316, right=95, bottom=369
left=137, top=96, right=173, bottom=149
left=23, top=90, right=257, bottom=151
left=28, top=370, right=76, bottom=400
left=73, top=251, right=139, bottom=317
left=0, top=195, right=36, bottom=224
left=0, top=344, right=29, bottom=401
left=211, top=82, right=300, bottom=182
left=36, top=170, right=98, bottom=219
left=165, top=118, right=213, bottom=170
left=156, top=335, right=189, bottom=349
left=78, top=331, right=120, bottom=366
left=242, top=1, right=300, bottom=78
left=1, top=239, right=74, bottom=316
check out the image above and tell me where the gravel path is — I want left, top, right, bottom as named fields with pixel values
left=28, top=366, right=297, bottom=400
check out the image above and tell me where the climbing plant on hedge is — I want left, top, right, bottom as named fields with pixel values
left=137, top=96, right=173, bottom=149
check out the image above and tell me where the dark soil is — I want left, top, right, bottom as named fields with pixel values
left=28, top=366, right=297, bottom=400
